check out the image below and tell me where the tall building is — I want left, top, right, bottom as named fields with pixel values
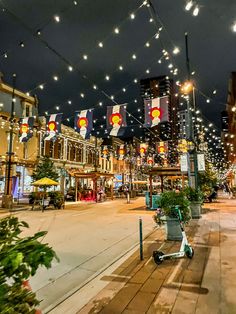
left=222, top=72, right=236, bottom=185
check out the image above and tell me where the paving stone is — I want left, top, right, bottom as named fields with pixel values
left=129, top=270, right=151, bottom=284
left=99, top=283, right=142, bottom=314
left=126, top=291, right=156, bottom=312
left=140, top=277, right=164, bottom=294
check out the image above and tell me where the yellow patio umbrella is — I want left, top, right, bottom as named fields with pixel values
left=32, top=177, right=59, bottom=186
left=32, top=177, right=59, bottom=211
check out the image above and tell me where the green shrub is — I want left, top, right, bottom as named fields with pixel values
left=157, top=191, right=191, bottom=223
left=184, top=187, right=204, bottom=202
left=0, top=216, right=58, bottom=313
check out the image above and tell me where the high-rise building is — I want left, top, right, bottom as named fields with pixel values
left=222, top=72, right=236, bottom=185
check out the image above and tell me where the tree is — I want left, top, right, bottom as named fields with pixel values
left=0, top=216, right=58, bottom=313
left=198, top=160, right=218, bottom=197
left=32, top=156, right=59, bottom=182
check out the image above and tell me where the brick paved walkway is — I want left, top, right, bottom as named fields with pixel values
left=78, top=197, right=236, bottom=314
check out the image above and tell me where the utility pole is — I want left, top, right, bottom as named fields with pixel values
left=2, top=74, right=16, bottom=209
left=184, top=33, right=198, bottom=188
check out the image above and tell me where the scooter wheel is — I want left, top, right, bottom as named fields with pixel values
left=153, top=251, right=164, bottom=265
left=186, top=247, right=194, bottom=259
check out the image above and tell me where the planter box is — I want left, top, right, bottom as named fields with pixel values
left=190, top=202, right=201, bottom=219
left=164, top=216, right=182, bottom=241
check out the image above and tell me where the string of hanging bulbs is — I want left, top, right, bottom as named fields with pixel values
left=184, top=1, right=200, bottom=17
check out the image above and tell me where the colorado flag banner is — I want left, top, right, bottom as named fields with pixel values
left=117, top=145, right=125, bottom=160
left=139, top=143, right=148, bottom=157
left=107, top=105, right=127, bottom=136
left=144, top=96, right=169, bottom=128
left=74, top=109, right=93, bottom=139
left=19, top=117, right=34, bottom=143
left=44, top=113, right=62, bottom=141
left=157, top=141, right=168, bottom=155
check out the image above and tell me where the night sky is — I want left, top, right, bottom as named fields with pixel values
left=1, top=0, right=236, bottom=133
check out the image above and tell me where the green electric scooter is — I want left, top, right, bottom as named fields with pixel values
left=153, top=206, right=194, bottom=265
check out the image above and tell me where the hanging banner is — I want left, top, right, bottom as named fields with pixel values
left=147, top=155, right=154, bottom=166
left=177, top=139, right=188, bottom=153
left=139, top=143, right=148, bottom=157
left=197, top=153, right=205, bottom=172
left=157, top=141, right=168, bottom=155
left=180, top=154, right=188, bottom=172
left=136, top=156, right=142, bottom=167
left=144, top=96, right=169, bottom=128
left=101, top=145, right=109, bottom=159
left=74, top=109, right=93, bottom=139
left=106, top=104, right=127, bottom=136
left=44, top=113, right=62, bottom=141
left=19, top=116, right=34, bottom=143
left=117, top=144, right=125, bottom=160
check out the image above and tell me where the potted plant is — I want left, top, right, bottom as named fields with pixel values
left=48, top=191, right=65, bottom=209
left=155, top=191, right=191, bottom=241
left=184, top=187, right=204, bottom=219
left=0, top=216, right=58, bottom=313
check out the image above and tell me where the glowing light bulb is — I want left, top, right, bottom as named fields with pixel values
left=105, top=75, right=110, bottom=81
left=130, top=13, right=135, bottom=19
left=173, top=47, right=180, bottom=54
left=185, top=1, right=193, bottom=11
left=68, top=100, right=72, bottom=104
left=68, top=65, right=73, bottom=71
left=54, top=15, right=60, bottom=22
left=119, top=65, right=123, bottom=71
left=53, top=75, right=58, bottom=81
left=206, top=99, right=210, bottom=103
left=83, top=54, right=88, bottom=60
left=145, top=42, right=150, bottom=47
left=132, top=54, right=137, bottom=59
left=122, top=88, right=126, bottom=92
left=93, top=85, right=97, bottom=90
left=80, top=93, right=85, bottom=98
left=39, top=84, right=44, bottom=90
left=193, top=6, right=199, bottom=16
left=114, top=27, right=119, bottom=34
left=98, top=42, right=103, bottom=48
left=232, top=23, right=236, bottom=32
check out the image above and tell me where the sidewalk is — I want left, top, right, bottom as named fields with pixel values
left=76, top=197, right=236, bottom=314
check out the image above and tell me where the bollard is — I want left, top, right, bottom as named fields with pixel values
left=139, top=217, right=143, bottom=261
left=127, top=191, right=130, bottom=204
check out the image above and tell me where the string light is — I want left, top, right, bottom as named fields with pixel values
left=80, top=93, right=85, bottom=98
left=20, top=42, right=25, bottom=48
left=114, top=27, right=120, bottom=34
left=83, top=54, right=88, bottom=60
left=119, top=65, right=123, bottom=71
left=53, top=75, right=59, bottom=81
left=232, top=23, right=236, bottom=32
left=39, top=84, right=44, bottom=90
left=173, top=47, right=180, bottom=55
left=68, top=65, right=73, bottom=71
left=193, top=6, right=199, bottom=16
left=37, top=29, right=41, bottom=35
left=68, top=100, right=72, bottom=104
left=130, top=13, right=135, bottom=19
left=54, top=15, right=60, bottom=23
left=145, top=42, right=150, bottom=47
left=132, top=54, right=137, bottom=59
left=98, top=42, right=103, bottom=48
left=105, top=75, right=110, bottom=81
left=185, top=1, right=193, bottom=11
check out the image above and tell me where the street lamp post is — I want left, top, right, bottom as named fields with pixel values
left=2, top=74, right=16, bottom=209
left=184, top=34, right=198, bottom=189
